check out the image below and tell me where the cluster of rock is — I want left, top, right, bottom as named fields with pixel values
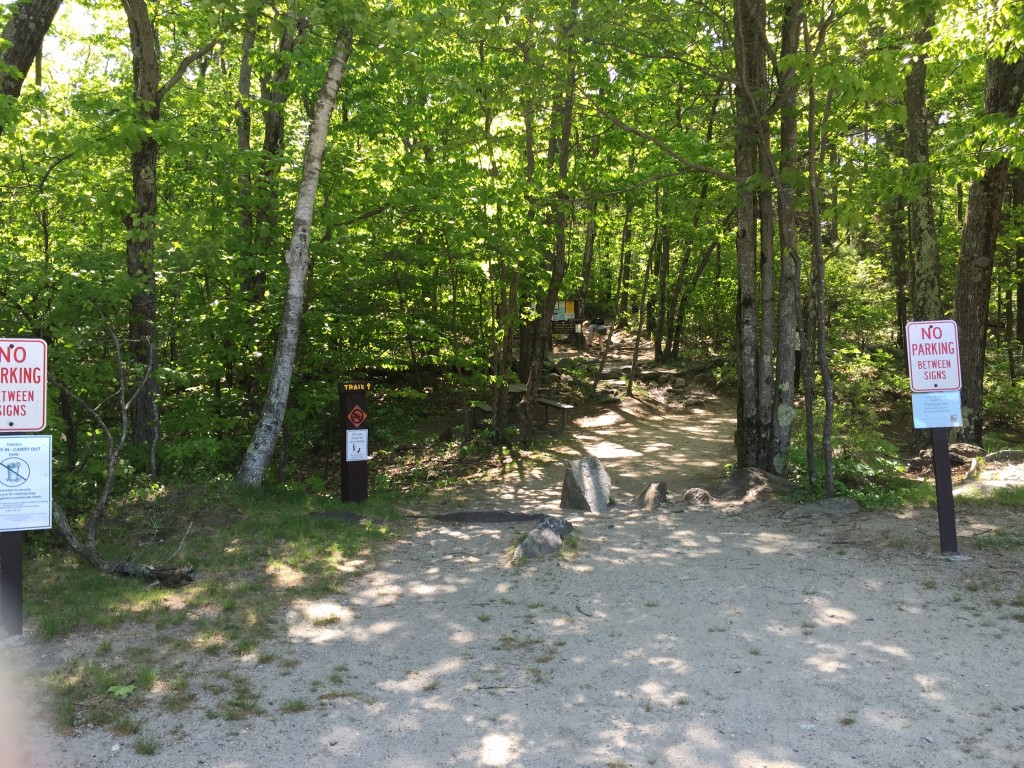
left=906, top=442, right=986, bottom=472
left=510, top=456, right=862, bottom=563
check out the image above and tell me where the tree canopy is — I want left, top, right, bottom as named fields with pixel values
left=2, top=0, right=1022, bottom=496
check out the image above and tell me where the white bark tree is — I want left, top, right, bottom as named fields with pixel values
left=235, top=27, right=353, bottom=487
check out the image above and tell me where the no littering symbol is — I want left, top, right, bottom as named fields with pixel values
left=0, top=455, right=29, bottom=488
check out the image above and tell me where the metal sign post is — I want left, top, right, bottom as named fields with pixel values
left=906, top=322, right=961, bottom=555
left=0, top=338, right=50, bottom=637
left=0, top=530, right=22, bottom=636
left=339, top=382, right=370, bottom=503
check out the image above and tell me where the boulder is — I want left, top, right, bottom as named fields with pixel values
left=950, top=443, right=986, bottom=459
left=511, top=527, right=564, bottom=563
left=511, top=515, right=575, bottom=563
left=560, top=457, right=612, bottom=513
left=631, top=482, right=668, bottom=511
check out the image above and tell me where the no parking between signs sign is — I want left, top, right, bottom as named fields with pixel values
left=0, top=338, right=47, bottom=433
left=906, top=320, right=962, bottom=429
left=906, top=320, right=961, bottom=393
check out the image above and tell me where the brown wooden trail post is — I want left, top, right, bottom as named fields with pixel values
left=906, top=321, right=961, bottom=555
left=339, top=382, right=370, bottom=503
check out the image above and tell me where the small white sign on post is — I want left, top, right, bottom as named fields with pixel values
left=0, top=435, right=52, bottom=532
left=906, top=320, right=961, bottom=393
left=0, top=338, right=47, bottom=433
left=346, top=429, right=368, bottom=462
left=912, top=391, right=963, bottom=429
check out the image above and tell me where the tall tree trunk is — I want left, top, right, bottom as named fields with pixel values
left=769, top=0, right=802, bottom=476
left=236, top=28, right=353, bottom=487
left=807, top=92, right=835, bottom=495
left=0, top=0, right=62, bottom=107
left=890, top=195, right=909, bottom=348
left=905, top=11, right=942, bottom=321
left=580, top=200, right=597, bottom=311
left=615, top=198, right=634, bottom=317
left=120, top=0, right=216, bottom=464
left=733, top=0, right=766, bottom=469
left=669, top=242, right=717, bottom=358
left=954, top=56, right=1024, bottom=445
left=521, top=30, right=575, bottom=441
left=653, top=214, right=671, bottom=362
left=626, top=247, right=654, bottom=397
left=1014, top=171, right=1024, bottom=343
left=121, top=0, right=162, bottom=456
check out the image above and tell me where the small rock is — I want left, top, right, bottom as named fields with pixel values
left=631, top=482, right=668, bottom=511
left=680, top=487, right=712, bottom=505
left=512, top=528, right=564, bottom=563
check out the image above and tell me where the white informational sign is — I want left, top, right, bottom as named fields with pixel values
left=906, top=321, right=961, bottom=393
left=0, top=338, right=47, bottom=432
left=912, top=391, right=963, bottom=430
left=346, top=429, right=368, bottom=462
left=0, top=435, right=52, bottom=532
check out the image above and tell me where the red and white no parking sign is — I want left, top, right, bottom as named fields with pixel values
left=906, top=320, right=961, bottom=393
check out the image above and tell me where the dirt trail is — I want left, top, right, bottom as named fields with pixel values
left=447, top=392, right=736, bottom=517
left=10, top=348, right=1024, bottom=768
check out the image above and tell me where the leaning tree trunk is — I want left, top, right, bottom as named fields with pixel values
left=954, top=56, right=1024, bottom=445
left=0, top=0, right=63, bottom=135
left=236, top=28, right=353, bottom=487
left=0, top=0, right=62, bottom=99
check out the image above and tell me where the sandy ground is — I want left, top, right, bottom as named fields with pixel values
left=6, top=361, right=1024, bottom=768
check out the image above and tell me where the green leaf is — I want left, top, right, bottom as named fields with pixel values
left=108, top=684, right=136, bottom=699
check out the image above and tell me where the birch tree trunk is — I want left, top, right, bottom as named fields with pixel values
left=236, top=28, right=353, bottom=487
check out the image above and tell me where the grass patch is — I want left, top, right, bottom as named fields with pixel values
left=220, top=677, right=263, bottom=721
left=29, top=480, right=405, bottom=732
left=957, top=486, right=1024, bottom=507
left=492, top=633, right=543, bottom=651
left=280, top=699, right=309, bottom=714
left=972, top=529, right=1024, bottom=550
left=133, top=735, right=159, bottom=756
